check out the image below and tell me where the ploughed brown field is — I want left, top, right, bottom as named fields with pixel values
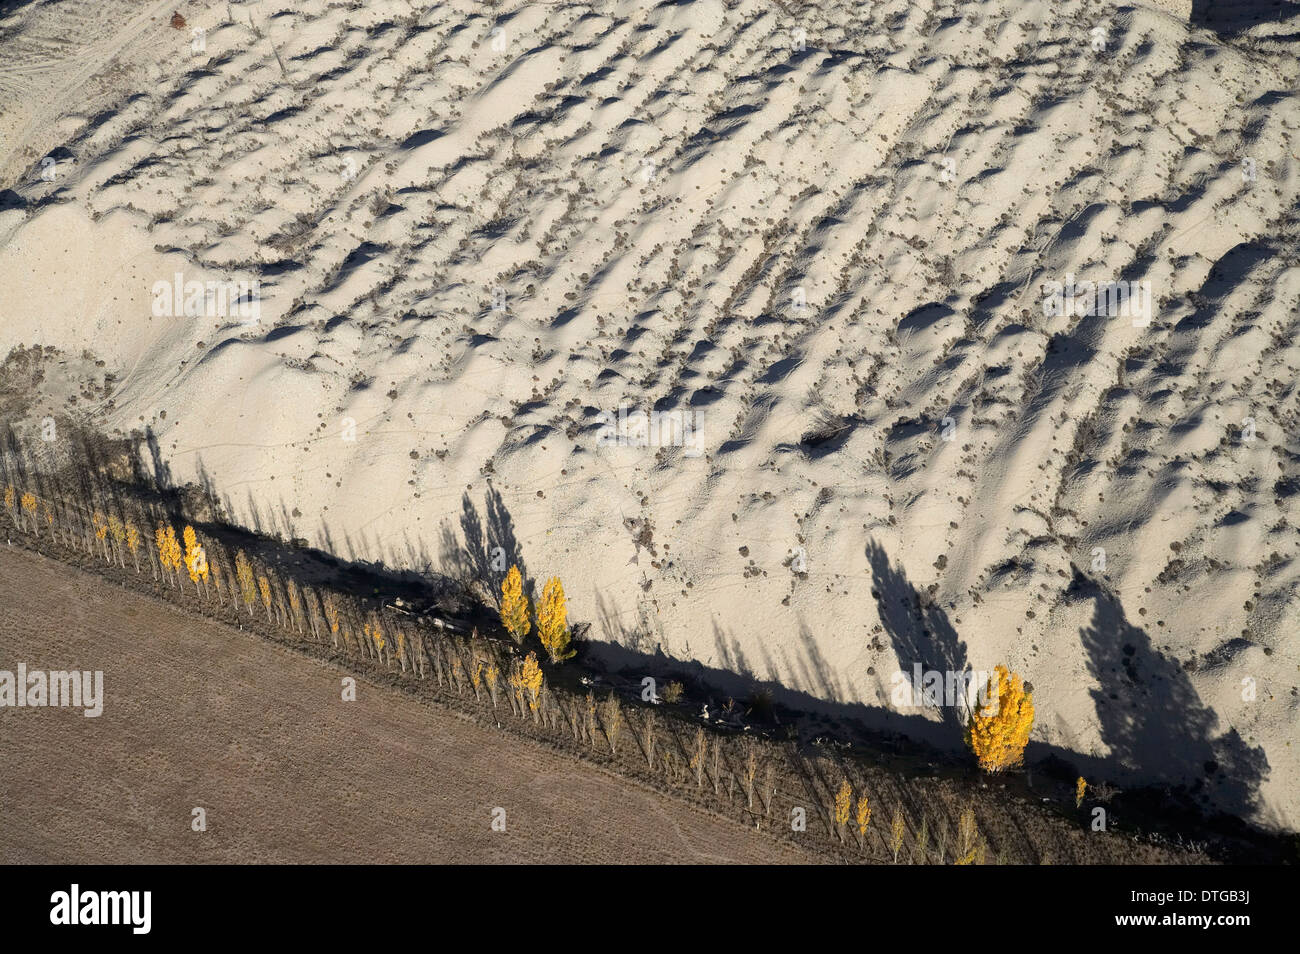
left=0, top=545, right=811, bottom=863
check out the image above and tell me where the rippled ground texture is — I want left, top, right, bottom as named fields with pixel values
left=0, top=0, right=1297, bottom=828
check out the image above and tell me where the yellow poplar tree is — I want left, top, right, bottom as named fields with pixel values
left=537, top=576, right=575, bottom=662
left=94, top=511, right=110, bottom=556
left=323, top=592, right=341, bottom=646
left=258, top=575, right=272, bottom=619
left=890, top=809, right=906, bottom=863
left=108, top=515, right=125, bottom=566
left=166, top=526, right=183, bottom=580
left=500, top=565, right=530, bottom=644
left=152, top=525, right=165, bottom=580
left=286, top=579, right=303, bottom=632
left=234, top=549, right=257, bottom=614
left=966, top=664, right=1035, bottom=773
left=125, top=523, right=140, bottom=573
left=856, top=794, right=872, bottom=841
left=182, top=525, right=208, bottom=592
left=22, top=492, right=38, bottom=536
left=364, top=617, right=385, bottom=656
left=155, top=525, right=181, bottom=584
left=833, top=779, right=851, bottom=830
left=510, top=651, right=544, bottom=719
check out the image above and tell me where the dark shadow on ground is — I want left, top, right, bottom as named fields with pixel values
left=1, top=414, right=1290, bottom=861
left=437, top=481, right=530, bottom=608
left=866, top=539, right=972, bottom=739
left=1191, top=0, right=1300, bottom=34
left=572, top=584, right=1287, bottom=861
left=1073, top=570, right=1269, bottom=823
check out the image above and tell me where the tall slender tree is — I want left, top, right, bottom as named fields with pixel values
left=235, top=550, right=257, bottom=614
left=537, top=576, right=575, bottom=662
left=500, top=564, right=530, bottom=644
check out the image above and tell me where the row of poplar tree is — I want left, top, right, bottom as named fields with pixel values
left=0, top=476, right=561, bottom=723
left=0, top=448, right=1032, bottom=862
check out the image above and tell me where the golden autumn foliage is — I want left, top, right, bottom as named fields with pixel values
left=966, top=664, right=1034, bottom=773
left=364, top=617, right=385, bottom=653
left=537, top=576, right=575, bottom=662
left=500, top=565, right=530, bottom=643
left=833, top=779, right=851, bottom=828
left=155, top=524, right=182, bottom=576
left=234, top=549, right=257, bottom=611
left=0, top=446, right=1077, bottom=870
left=286, top=579, right=302, bottom=628
left=323, top=592, right=340, bottom=638
left=1076, top=776, right=1087, bottom=808
left=182, top=525, right=207, bottom=585
left=890, top=809, right=906, bottom=863
left=166, top=527, right=181, bottom=568
left=510, top=651, right=544, bottom=711
left=124, top=522, right=142, bottom=574
left=20, top=492, right=39, bottom=536
left=856, top=794, right=872, bottom=838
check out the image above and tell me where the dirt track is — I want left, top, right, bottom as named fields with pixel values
left=0, top=544, right=812, bottom=863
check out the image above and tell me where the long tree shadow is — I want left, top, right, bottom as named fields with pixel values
left=137, top=426, right=174, bottom=493
left=485, top=481, right=529, bottom=595
left=437, top=481, right=530, bottom=608
left=866, top=538, right=971, bottom=739
left=3, top=405, right=1290, bottom=858
left=1191, top=0, right=1300, bottom=35
left=1077, top=576, right=1268, bottom=821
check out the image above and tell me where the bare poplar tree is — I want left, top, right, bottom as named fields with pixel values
left=601, top=691, right=622, bottom=754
